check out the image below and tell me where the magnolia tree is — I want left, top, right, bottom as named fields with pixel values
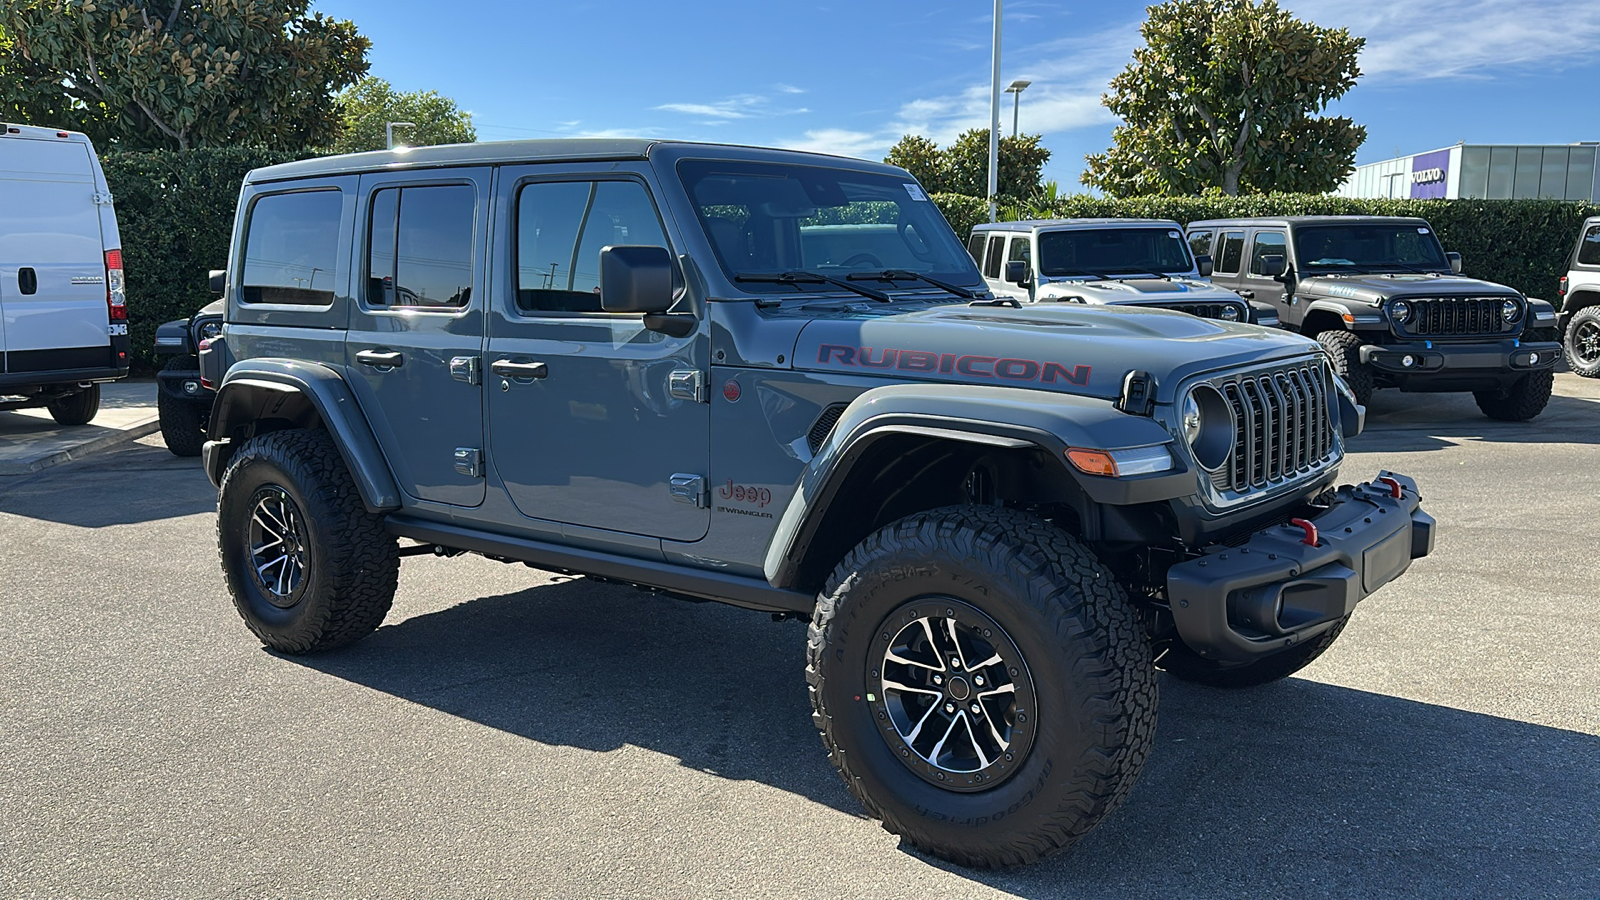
left=330, top=77, right=475, bottom=154
left=886, top=129, right=1051, bottom=200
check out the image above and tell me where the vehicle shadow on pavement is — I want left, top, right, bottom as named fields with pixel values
left=290, top=578, right=1599, bottom=898
left=1350, top=391, right=1600, bottom=454
left=0, top=439, right=213, bottom=526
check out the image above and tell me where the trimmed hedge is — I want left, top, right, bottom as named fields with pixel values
left=103, top=147, right=301, bottom=369
left=932, top=192, right=1600, bottom=303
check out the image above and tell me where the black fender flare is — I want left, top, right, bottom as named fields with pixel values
left=203, top=358, right=401, bottom=512
left=761, top=383, right=1189, bottom=588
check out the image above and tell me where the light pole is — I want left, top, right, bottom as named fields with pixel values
left=1004, top=80, right=1031, bottom=138
left=386, top=121, right=417, bottom=150
left=988, top=0, right=1002, bottom=223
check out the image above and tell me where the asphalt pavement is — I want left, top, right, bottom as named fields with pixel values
left=1, top=378, right=1596, bottom=899
left=0, top=380, right=159, bottom=475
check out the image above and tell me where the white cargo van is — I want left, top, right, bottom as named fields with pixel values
left=0, top=123, right=128, bottom=425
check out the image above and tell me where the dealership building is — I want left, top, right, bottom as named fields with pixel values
left=1335, top=142, right=1600, bottom=201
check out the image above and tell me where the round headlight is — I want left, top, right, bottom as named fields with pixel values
left=1501, top=299, right=1520, bottom=322
left=1220, top=306, right=1240, bottom=322
left=197, top=319, right=223, bottom=341
left=1183, top=386, right=1234, bottom=471
left=1390, top=300, right=1411, bottom=322
left=1182, top=395, right=1203, bottom=444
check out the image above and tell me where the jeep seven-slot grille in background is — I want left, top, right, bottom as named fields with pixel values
left=1206, top=358, right=1337, bottom=496
left=1402, top=297, right=1514, bottom=337
left=1151, top=300, right=1248, bottom=321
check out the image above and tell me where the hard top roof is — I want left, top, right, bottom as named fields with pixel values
left=244, top=138, right=908, bottom=184
left=0, top=122, right=95, bottom=146
left=1187, top=215, right=1433, bottom=228
left=972, top=218, right=1181, bottom=233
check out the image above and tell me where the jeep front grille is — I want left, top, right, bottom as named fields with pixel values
left=1206, top=359, right=1337, bottom=497
left=1152, top=300, right=1248, bottom=322
left=1402, top=297, right=1513, bottom=337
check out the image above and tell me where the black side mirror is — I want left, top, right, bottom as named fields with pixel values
left=601, top=245, right=674, bottom=313
left=1195, top=254, right=1214, bottom=277
left=1446, top=251, right=1462, bottom=274
left=209, top=269, right=226, bottom=298
left=1003, top=259, right=1031, bottom=287
left=1259, top=254, right=1286, bottom=278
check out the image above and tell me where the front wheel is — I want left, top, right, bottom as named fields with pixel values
left=807, top=506, right=1157, bottom=868
left=1564, top=307, right=1600, bottom=378
left=158, top=360, right=208, bottom=457
left=46, top=384, right=101, bottom=426
left=1316, top=330, right=1373, bottom=405
left=1474, top=369, right=1554, bottom=421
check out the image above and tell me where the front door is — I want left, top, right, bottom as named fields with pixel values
left=1244, top=229, right=1290, bottom=321
left=485, top=166, right=710, bottom=542
left=345, top=168, right=489, bottom=507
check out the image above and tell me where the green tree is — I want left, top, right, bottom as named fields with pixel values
left=884, top=129, right=1051, bottom=200
left=1, top=0, right=369, bottom=151
left=329, top=77, right=475, bottom=154
left=1082, top=0, right=1365, bottom=197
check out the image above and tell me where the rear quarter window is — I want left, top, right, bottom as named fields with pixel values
left=240, top=190, right=343, bottom=305
left=1578, top=224, right=1600, bottom=267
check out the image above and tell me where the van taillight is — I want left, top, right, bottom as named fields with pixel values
left=105, top=249, right=126, bottom=321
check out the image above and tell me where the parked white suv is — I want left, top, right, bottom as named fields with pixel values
left=0, top=123, right=128, bottom=425
left=967, top=219, right=1278, bottom=326
left=1559, top=216, right=1600, bottom=377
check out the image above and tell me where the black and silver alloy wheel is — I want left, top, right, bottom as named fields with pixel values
left=246, top=486, right=310, bottom=608
left=871, top=600, right=1036, bottom=791
left=1565, top=307, right=1600, bottom=378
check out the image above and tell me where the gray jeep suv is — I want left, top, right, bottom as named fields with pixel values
left=201, top=140, right=1432, bottom=867
left=1192, top=216, right=1560, bottom=420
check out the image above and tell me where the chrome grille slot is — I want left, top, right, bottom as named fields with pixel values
left=1155, top=301, right=1246, bottom=321
left=1405, top=297, right=1509, bottom=338
left=1203, top=358, right=1337, bottom=499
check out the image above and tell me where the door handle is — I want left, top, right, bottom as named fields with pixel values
left=355, top=349, right=405, bottom=369
left=1236, top=290, right=1255, bottom=300
left=491, top=358, right=548, bottom=380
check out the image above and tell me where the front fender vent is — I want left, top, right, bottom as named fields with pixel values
left=807, top=404, right=848, bottom=455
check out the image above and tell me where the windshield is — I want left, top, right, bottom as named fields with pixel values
left=676, top=159, right=980, bottom=292
left=1294, top=223, right=1449, bottom=272
left=1036, top=228, right=1194, bottom=277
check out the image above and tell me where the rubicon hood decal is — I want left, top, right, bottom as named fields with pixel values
left=817, top=344, right=1089, bottom=386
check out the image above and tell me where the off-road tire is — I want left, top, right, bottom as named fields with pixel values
left=45, top=383, right=100, bottom=426
left=1474, top=368, right=1554, bottom=421
left=1316, top=330, right=1373, bottom=405
left=1156, top=616, right=1350, bottom=688
left=1563, top=307, right=1600, bottom=378
left=806, top=506, right=1157, bottom=868
left=217, top=428, right=398, bottom=653
left=157, top=359, right=207, bottom=457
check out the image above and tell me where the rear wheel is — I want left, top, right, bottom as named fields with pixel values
left=1563, top=307, right=1600, bottom=378
left=217, top=428, right=398, bottom=653
left=46, top=384, right=100, bottom=426
left=1156, top=616, right=1349, bottom=688
left=1474, top=369, right=1554, bottom=421
left=807, top=506, right=1156, bottom=867
left=1316, top=330, right=1373, bottom=405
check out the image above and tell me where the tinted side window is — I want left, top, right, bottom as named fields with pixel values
left=1248, top=231, right=1287, bottom=276
left=241, top=190, right=342, bottom=305
left=1216, top=231, right=1245, bottom=275
left=366, top=184, right=476, bottom=309
left=1579, top=225, right=1600, bottom=266
left=1188, top=230, right=1214, bottom=257
left=967, top=233, right=987, bottom=263
left=516, top=179, right=668, bottom=314
left=1007, top=236, right=1031, bottom=263
left=983, top=235, right=1005, bottom=278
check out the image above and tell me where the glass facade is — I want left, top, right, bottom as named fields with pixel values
left=1338, top=144, right=1599, bottom=201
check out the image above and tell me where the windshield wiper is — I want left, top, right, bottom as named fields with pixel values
left=1380, top=262, right=1445, bottom=275
left=1045, top=270, right=1111, bottom=281
left=846, top=269, right=979, bottom=299
left=734, top=271, right=890, bottom=302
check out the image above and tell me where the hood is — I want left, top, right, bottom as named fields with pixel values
left=1298, top=273, right=1519, bottom=305
left=1037, top=276, right=1243, bottom=305
left=793, top=303, right=1319, bottom=403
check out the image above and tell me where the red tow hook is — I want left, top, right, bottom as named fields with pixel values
left=1289, top=518, right=1319, bottom=546
left=1377, top=476, right=1403, bottom=498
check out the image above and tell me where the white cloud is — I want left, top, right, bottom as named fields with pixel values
left=655, top=93, right=807, bottom=120
left=777, top=128, right=889, bottom=160
left=774, top=83, right=807, bottom=95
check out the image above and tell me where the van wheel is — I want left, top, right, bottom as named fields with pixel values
left=807, top=506, right=1157, bottom=867
left=1474, top=369, right=1554, bottom=421
left=46, top=384, right=100, bottom=426
left=217, top=428, right=398, bottom=654
left=1156, top=616, right=1349, bottom=688
left=1316, top=330, right=1373, bottom=405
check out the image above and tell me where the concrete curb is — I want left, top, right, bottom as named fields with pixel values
left=0, top=415, right=162, bottom=476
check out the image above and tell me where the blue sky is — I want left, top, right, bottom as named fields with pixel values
left=311, top=0, right=1600, bottom=190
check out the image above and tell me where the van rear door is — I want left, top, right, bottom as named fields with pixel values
left=0, top=135, right=112, bottom=375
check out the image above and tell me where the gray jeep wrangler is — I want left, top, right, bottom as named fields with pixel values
left=1192, top=216, right=1560, bottom=420
left=200, top=140, right=1433, bottom=868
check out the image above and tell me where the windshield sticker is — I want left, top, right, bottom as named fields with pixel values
left=1417, top=227, right=1430, bottom=234
left=904, top=183, right=929, bottom=202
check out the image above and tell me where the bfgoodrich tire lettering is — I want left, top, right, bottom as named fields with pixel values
left=217, top=428, right=398, bottom=653
left=806, top=506, right=1157, bottom=867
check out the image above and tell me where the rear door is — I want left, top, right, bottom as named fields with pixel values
left=0, top=137, right=110, bottom=374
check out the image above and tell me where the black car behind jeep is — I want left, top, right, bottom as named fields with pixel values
left=1190, top=216, right=1561, bottom=420
left=152, top=271, right=224, bottom=456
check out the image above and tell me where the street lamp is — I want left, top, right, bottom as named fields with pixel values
left=1004, top=80, right=1031, bottom=138
left=988, top=0, right=1002, bottom=223
left=386, top=121, right=417, bottom=150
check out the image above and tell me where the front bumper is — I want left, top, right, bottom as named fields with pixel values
left=1166, top=471, right=1434, bottom=663
left=1359, top=338, right=1559, bottom=389
left=156, top=365, right=215, bottom=403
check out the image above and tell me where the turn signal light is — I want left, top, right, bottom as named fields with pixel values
left=1065, top=445, right=1174, bottom=477
left=1066, top=449, right=1118, bottom=476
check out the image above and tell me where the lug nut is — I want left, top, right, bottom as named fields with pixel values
left=944, top=703, right=955, bottom=714
left=974, top=675, right=985, bottom=686
left=970, top=703, right=981, bottom=714
left=932, top=674, right=942, bottom=685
